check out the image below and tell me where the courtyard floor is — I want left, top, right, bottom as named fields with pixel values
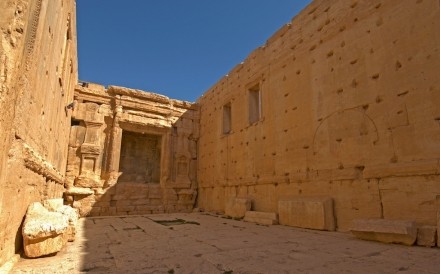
left=10, top=213, right=440, bottom=274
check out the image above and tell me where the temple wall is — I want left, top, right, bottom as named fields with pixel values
left=0, top=0, right=78, bottom=265
left=65, top=84, right=199, bottom=217
left=197, top=0, right=440, bottom=231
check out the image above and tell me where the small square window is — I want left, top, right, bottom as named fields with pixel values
left=223, top=103, right=232, bottom=134
left=249, top=85, right=261, bottom=124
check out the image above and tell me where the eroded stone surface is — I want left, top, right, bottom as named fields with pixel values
left=351, top=219, right=417, bottom=246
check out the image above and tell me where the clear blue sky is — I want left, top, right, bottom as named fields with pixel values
left=77, top=1, right=312, bottom=102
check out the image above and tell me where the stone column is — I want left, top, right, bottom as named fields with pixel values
left=105, top=105, right=123, bottom=187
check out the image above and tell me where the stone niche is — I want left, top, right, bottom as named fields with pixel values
left=118, top=131, right=161, bottom=184
left=64, top=84, right=200, bottom=216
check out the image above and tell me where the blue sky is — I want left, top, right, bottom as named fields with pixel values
left=77, top=1, right=312, bottom=102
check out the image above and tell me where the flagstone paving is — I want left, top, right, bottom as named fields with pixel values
left=11, top=213, right=440, bottom=273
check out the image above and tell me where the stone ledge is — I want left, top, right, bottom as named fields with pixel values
left=65, top=187, right=94, bottom=196
left=244, top=211, right=278, bottom=225
left=351, top=219, right=417, bottom=246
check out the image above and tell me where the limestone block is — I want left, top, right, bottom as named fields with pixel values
left=350, top=219, right=417, bottom=246
left=56, top=205, right=79, bottom=242
left=42, top=198, right=64, bottom=211
left=278, top=197, right=335, bottom=231
left=416, top=225, right=437, bottom=247
left=225, top=197, right=252, bottom=219
left=22, top=203, right=69, bottom=258
left=244, top=211, right=278, bottom=225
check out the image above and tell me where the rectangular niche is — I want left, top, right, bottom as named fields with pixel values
left=223, top=103, right=232, bottom=135
left=118, top=131, right=161, bottom=184
left=249, top=84, right=261, bottom=125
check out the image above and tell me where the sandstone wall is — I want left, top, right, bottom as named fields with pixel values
left=65, top=84, right=199, bottom=217
left=0, top=0, right=77, bottom=265
left=197, top=0, right=440, bottom=231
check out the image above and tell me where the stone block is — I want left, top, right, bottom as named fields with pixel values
left=278, top=197, right=335, bottom=231
left=244, top=211, right=278, bottom=225
left=22, top=203, right=69, bottom=258
left=416, top=225, right=437, bottom=247
left=350, top=219, right=417, bottom=246
left=225, top=197, right=252, bottom=219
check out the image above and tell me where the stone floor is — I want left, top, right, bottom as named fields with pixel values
left=11, top=213, right=440, bottom=274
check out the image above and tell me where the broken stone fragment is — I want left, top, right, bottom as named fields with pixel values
left=350, top=219, right=417, bottom=246
left=22, top=202, right=69, bottom=258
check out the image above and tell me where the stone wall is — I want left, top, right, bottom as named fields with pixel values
left=197, top=0, right=440, bottom=231
left=65, top=84, right=199, bottom=217
left=0, top=0, right=78, bottom=265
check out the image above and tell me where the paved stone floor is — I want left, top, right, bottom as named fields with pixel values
left=11, top=213, right=440, bottom=274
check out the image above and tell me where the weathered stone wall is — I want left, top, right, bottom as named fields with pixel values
left=0, top=0, right=77, bottom=265
left=197, top=0, right=440, bottom=231
left=65, top=84, right=199, bottom=217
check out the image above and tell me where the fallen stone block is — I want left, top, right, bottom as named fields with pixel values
left=225, top=197, right=251, bottom=219
left=244, top=211, right=278, bottom=225
left=416, top=225, right=437, bottom=247
left=278, top=197, right=335, bottom=231
left=351, top=219, right=417, bottom=246
left=22, top=202, right=69, bottom=257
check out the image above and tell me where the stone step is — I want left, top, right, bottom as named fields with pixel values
left=350, top=219, right=417, bottom=246
left=244, top=211, right=278, bottom=225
